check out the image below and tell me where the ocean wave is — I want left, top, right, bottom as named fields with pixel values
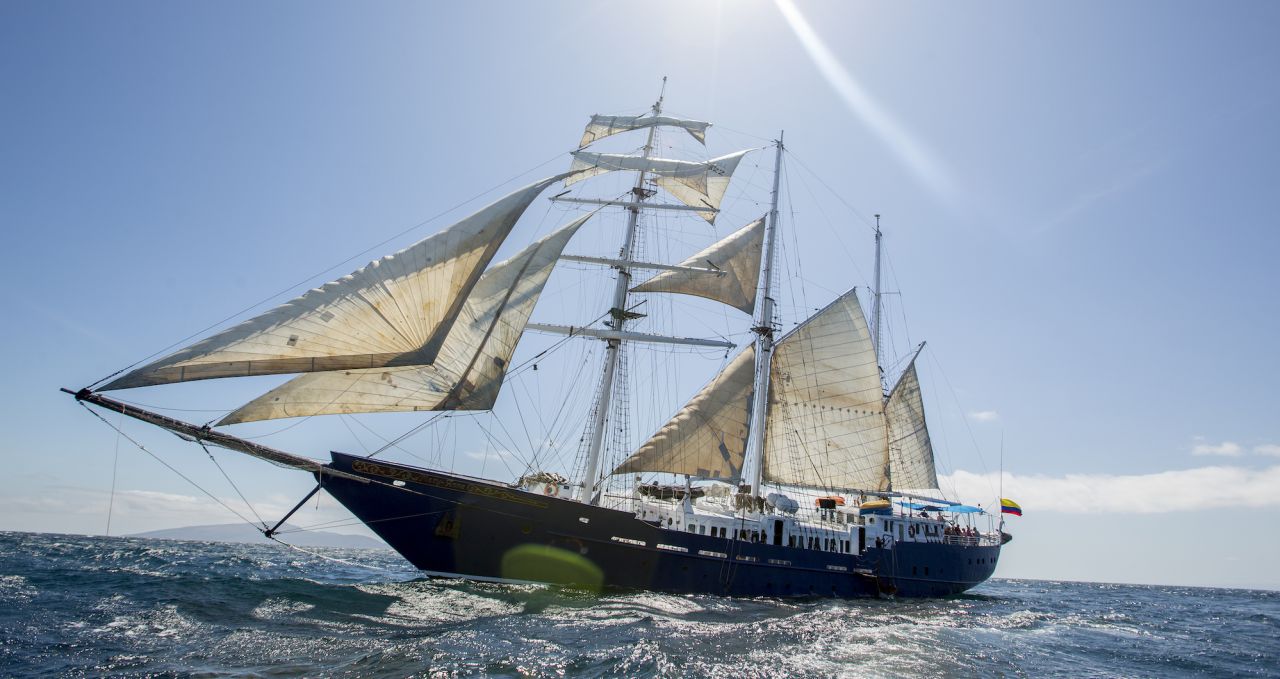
left=2, top=532, right=1277, bottom=677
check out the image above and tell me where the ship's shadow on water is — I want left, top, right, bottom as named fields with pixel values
left=2, top=532, right=1277, bottom=678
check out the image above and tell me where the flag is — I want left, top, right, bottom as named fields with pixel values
left=1000, top=498, right=1022, bottom=516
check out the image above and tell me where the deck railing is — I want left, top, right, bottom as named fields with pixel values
left=943, top=534, right=1001, bottom=547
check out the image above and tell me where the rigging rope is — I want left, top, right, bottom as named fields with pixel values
left=358, top=303, right=618, bottom=462
left=105, top=409, right=123, bottom=537
left=79, top=402, right=261, bottom=529
left=197, top=441, right=268, bottom=530
left=783, top=148, right=878, bottom=232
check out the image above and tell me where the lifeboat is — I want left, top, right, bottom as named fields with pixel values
left=858, top=498, right=892, bottom=516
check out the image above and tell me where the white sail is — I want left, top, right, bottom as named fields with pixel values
left=630, top=217, right=764, bottom=314
left=218, top=215, right=589, bottom=424
left=885, top=360, right=939, bottom=491
left=579, top=114, right=710, bottom=147
left=611, top=346, right=755, bottom=480
left=762, top=289, right=889, bottom=491
left=565, top=150, right=750, bottom=220
left=102, top=175, right=568, bottom=390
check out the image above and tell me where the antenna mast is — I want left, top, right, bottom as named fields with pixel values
left=579, top=78, right=666, bottom=505
left=745, top=133, right=785, bottom=497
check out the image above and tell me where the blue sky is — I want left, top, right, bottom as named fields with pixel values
left=2, top=1, right=1278, bottom=589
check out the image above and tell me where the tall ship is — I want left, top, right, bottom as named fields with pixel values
left=67, top=85, right=1009, bottom=598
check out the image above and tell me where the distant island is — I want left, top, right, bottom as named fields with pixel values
left=130, top=523, right=390, bottom=550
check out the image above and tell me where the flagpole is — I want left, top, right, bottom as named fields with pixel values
left=999, top=431, right=1005, bottom=532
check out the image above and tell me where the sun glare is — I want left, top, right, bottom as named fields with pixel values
left=773, top=0, right=955, bottom=203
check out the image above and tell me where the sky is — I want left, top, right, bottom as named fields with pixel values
left=2, top=0, right=1278, bottom=590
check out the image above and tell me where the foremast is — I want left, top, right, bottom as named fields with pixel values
left=745, top=136, right=785, bottom=497
left=579, top=83, right=666, bottom=505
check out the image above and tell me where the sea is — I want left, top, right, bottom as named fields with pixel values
left=1, top=531, right=1275, bottom=678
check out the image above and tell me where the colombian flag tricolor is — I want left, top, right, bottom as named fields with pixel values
left=1000, top=498, right=1022, bottom=516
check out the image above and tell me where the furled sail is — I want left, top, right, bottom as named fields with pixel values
left=630, top=216, right=764, bottom=314
left=611, top=346, right=755, bottom=480
left=218, top=215, right=590, bottom=424
left=101, top=175, right=568, bottom=391
left=885, top=360, right=939, bottom=491
left=565, top=150, right=750, bottom=221
left=762, top=289, right=889, bottom=491
left=579, top=114, right=710, bottom=148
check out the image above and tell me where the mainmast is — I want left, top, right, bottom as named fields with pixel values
left=579, top=80, right=666, bottom=504
left=745, top=134, right=785, bottom=497
left=872, top=215, right=892, bottom=490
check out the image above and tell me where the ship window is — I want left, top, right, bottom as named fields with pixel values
left=913, top=566, right=918, bottom=575
left=924, top=566, right=930, bottom=576
left=699, top=525, right=706, bottom=535
left=579, top=517, right=589, bottom=524
left=688, top=524, right=696, bottom=533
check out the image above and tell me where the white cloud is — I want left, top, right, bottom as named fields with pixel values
left=464, top=450, right=513, bottom=462
left=0, top=485, right=360, bottom=537
left=969, top=410, right=1000, bottom=422
left=942, top=465, right=1280, bottom=514
left=1254, top=444, right=1280, bottom=457
left=1191, top=441, right=1242, bottom=457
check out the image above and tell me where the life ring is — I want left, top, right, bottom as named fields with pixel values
left=543, top=483, right=558, bottom=496
left=908, top=525, right=916, bottom=538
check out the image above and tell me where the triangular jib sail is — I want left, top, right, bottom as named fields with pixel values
left=579, top=114, right=710, bottom=148
left=102, top=174, right=569, bottom=391
left=630, top=216, right=765, bottom=315
left=611, top=346, right=755, bottom=480
left=762, top=289, right=890, bottom=491
left=219, top=215, right=590, bottom=424
left=885, top=358, right=939, bottom=491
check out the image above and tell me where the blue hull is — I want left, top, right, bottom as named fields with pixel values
left=322, top=452, right=1000, bottom=598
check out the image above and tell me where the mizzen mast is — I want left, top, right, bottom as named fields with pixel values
left=578, top=80, right=667, bottom=504
left=745, top=135, right=785, bottom=497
